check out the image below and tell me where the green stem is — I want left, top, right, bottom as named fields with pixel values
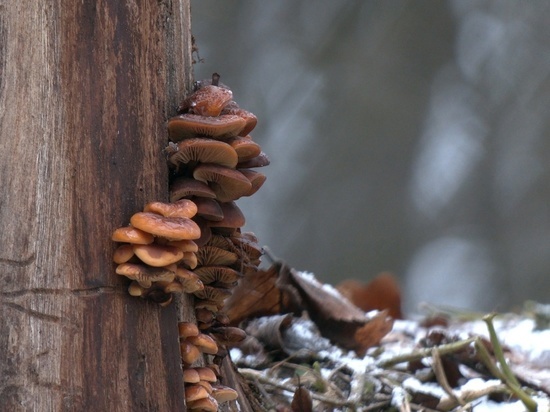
left=482, top=313, right=537, bottom=412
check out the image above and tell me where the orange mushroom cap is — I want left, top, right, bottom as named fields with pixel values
left=179, top=84, right=233, bottom=117
left=143, top=199, right=198, bottom=218
left=132, top=244, right=184, bottom=267
left=130, top=212, right=201, bottom=241
left=112, top=226, right=154, bottom=244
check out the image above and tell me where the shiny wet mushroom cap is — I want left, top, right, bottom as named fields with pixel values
left=143, top=199, right=198, bottom=218
left=179, top=85, right=233, bottom=117
left=112, top=226, right=154, bottom=244
left=130, top=212, right=201, bottom=240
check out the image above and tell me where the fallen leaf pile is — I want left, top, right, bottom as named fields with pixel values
left=223, top=255, right=550, bottom=411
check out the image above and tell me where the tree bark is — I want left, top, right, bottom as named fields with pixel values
left=0, top=1, right=193, bottom=410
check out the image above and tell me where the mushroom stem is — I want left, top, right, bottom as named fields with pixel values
left=211, top=72, right=220, bottom=86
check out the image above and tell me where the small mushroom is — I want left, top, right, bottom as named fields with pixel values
left=115, top=263, right=175, bottom=288
left=228, top=136, right=261, bottom=162
left=130, top=212, right=201, bottom=241
left=236, top=151, right=270, bottom=169
left=180, top=341, right=202, bottom=365
left=183, top=368, right=201, bottom=384
left=181, top=251, right=198, bottom=270
left=132, top=244, right=184, bottom=267
left=221, top=103, right=258, bottom=137
left=112, top=226, right=154, bottom=244
left=175, top=267, right=204, bottom=293
left=144, top=199, right=198, bottom=218
left=193, top=197, right=224, bottom=221
left=186, top=395, right=218, bottom=412
left=113, top=244, right=135, bottom=264
left=193, top=163, right=251, bottom=202
left=208, top=201, right=245, bottom=229
left=167, top=239, right=199, bottom=253
left=167, top=138, right=238, bottom=170
left=211, top=385, right=239, bottom=403
left=170, top=177, right=216, bottom=203
left=184, top=384, right=210, bottom=403
left=168, top=114, right=246, bottom=142
left=194, top=367, right=218, bottom=383
left=186, top=333, right=219, bottom=355
left=240, top=169, right=267, bottom=197
left=178, top=321, right=200, bottom=340
left=179, top=83, right=233, bottom=117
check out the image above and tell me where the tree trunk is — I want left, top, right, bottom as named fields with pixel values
left=0, top=1, right=193, bottom=410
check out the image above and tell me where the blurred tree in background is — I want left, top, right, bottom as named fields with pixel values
left=191, top=0, right=550, bottom=313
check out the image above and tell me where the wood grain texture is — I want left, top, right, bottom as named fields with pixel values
left=0, top=0, right=193, bottom=410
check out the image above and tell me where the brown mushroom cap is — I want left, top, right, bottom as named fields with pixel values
left=168, top=114, right=246, bottom=142
left=186, top=395, right=218, bottom=412
left=178, top=321, right=200, bottom=339
left=181, top=251, right=198, bottom=270
left=182, top=368, right=201, bottom=384
left=184, top=384, right=210, bottom=402
left=132, top=244, right=184, bottom=267
left=113, top=244, right=135, bottom=264
left=228, top=136, right=261, bottom=162
left=193, top=164, right=251, bottom=203
left=167, top=138, right=238, bottom=170
left=112, top=226, right=154, bottom=244
left=186, top=334, right=219, bottom=355
left=130, top=212, right=201, bottom=240
left=175, top=266, right=204, bottom=293
left=208, top=201, right=245, bottom=229
left=212, top=385, right=239, bottom=403
left=170, top=177, right=216, bottom=202
left=194, top=367, right=218, bottom=383
left=221, top=104, right=258, bottom=137
left=193, top=197, right=224, bottom=221
left=240, top=169, right=267, bottom=197
left=115, top=263, right=175, bottom=288
left=179, top=85, right=233, bottom=117
left=180, top=341, right=202, bottom=365
left=236, top=151, right=271, bottom=169
left=144, top=199, right=198, bottom=218
left=167, top=239, right=199, bottom=253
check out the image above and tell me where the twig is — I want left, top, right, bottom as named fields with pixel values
left=431, top=347, right=465, bottom=408
left=239, top=368, right=355, bottom=408
left=377, top=337, right=477, bottom=368
left=482, top=313, right=538, bottom=412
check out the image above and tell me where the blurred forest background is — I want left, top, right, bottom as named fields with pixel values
left=190, top=1, right=550, bottom=314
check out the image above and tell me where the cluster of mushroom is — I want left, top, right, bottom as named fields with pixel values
left=112, top=199, right=202, bottom=306
left=179, top=321, right=239, bottom=411
left=112, top=73, right=267, bottom=410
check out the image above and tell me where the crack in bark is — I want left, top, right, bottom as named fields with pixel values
left=0, top=253, right=36, bottom=267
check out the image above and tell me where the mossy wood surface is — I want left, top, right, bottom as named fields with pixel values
left=0, top=1, right=193, bottom=409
